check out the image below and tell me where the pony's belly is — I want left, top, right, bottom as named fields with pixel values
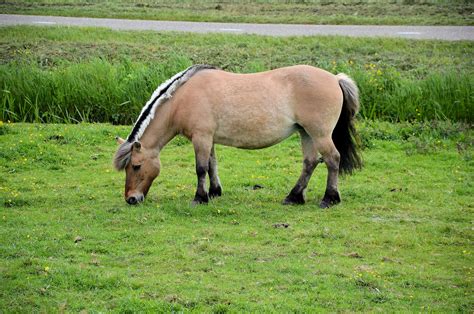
left=213, top=120, right=297, bottom=149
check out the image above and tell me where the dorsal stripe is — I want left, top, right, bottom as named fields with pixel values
left=126, top=64, right=216, bottom=142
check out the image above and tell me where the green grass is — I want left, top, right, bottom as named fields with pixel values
left=1, top=26, right=472, bottom=124
left=0, top=120, right=472, bottom=311
left=1, top=0, right=473, bottom=26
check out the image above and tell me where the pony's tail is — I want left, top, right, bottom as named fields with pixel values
left=332, top=73, right=362, bottom=174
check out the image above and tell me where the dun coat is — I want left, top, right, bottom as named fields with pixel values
left=114, top=65, right=362, bottom=207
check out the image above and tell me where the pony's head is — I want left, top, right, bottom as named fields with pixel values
left=114, top=137, right=160, bottom=205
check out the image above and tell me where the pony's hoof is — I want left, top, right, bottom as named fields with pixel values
left=319, top=200, right=331, bottom=208
left=209, top=185, right=222, bottom=199
left=191, top=199, right=208, bottom=206
left=319, top=191, right=341, bottom=208
left=192, top=193, right=209, bottom=206
left=282, top=193, right=305, bottom=205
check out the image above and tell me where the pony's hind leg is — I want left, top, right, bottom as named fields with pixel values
left=283, top=130, right=320, bottom=205
left=208, top=144, right=222, bottom=198
left=192, top=135, right=213, bottom=205
left=315, top=137, right=341, bottom=208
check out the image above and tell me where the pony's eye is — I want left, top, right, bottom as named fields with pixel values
left=132, top=164, right=141, bottom=171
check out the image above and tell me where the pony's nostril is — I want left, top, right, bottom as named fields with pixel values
left=127, top=196, right=138, bottom=205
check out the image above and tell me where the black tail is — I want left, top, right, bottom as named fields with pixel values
left=333, top=73, right=362, bottom=174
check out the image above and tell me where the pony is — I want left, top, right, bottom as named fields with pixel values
left=114, top=64, right=362, bottom=208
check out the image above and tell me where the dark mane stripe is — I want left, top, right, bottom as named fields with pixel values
left=126, top=71, right=186, bottom=142
left=126, top=64, right=216, bottom=142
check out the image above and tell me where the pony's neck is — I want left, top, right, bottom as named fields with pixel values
left=138, top=102, right=176, bottom=152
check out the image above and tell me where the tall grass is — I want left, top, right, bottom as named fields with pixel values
left=348, top=64, right=473, bottom=121
left=0, top=57, right=192, bottom=124
left=0, top=56, right=472, bottom=124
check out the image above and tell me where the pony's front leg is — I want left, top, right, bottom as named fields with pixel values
left=191, top=136, right=212, bottom=205
left=208, top=144, right=222, bottom=198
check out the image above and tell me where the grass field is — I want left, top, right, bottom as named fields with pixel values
left=1, top=0, right=473, bottom=26
left=1, top=26, right=472, bottom=124
left=0, top=120, right=472, bottom=311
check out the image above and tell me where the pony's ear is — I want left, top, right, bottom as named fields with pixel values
left=132, top=141, right=141, bottom=152
left=115, top=136, right=126, bottom=145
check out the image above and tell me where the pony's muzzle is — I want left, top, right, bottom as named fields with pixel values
left=126, top=194, right=144, bottom=205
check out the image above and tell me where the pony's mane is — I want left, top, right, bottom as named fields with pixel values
left=113, top=64, right=216, bottom=170
left=127, top=64, right=216, bottom=142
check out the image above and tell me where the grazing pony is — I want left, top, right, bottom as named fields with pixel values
left=114, top=64, right=361, bottom=207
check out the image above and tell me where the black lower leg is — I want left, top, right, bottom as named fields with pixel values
left=193, top=190, right=209, bottom=204
left=319, top=146, right=341, bottom=208
left=193, top=164, right=209, bottom=204
left=208, top=163, right=222, bottom=199
left=283, top=185, right=306, bottom=205
left=283, top=159, right=318, bottom=205
left=208, top=145, right=222, bottom=199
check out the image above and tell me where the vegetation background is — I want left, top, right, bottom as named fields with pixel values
left=1, top=0, right=473, bottom=25
left=0, top=1, right=473, bottom=312
left=1, top=27, right=472, bottom=124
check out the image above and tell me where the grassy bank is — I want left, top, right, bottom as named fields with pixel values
left=1, top=0, right=473, bottom=26
left=0, top=120, right=472, bottom=311
left=1, top=26, right=472, bottom=124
